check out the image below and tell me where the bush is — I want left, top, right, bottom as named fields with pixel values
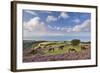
left=71, top=39, right=80, bottom=46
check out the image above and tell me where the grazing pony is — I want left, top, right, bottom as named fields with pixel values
left=29, top=47, right=42, bottom=55
left=48, top=47, right=54, bottom=52
left=81, top=45, right=89, bottom=50
left=68, top=48, right=77, bottom=53
left=28, top=49, right=37, bottom=55
left=58, top=45, right=64, bottom=50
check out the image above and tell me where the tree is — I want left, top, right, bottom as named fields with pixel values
left=71, top=39, right=80, bottom=46
left=64, top=41, right=66, bottom=43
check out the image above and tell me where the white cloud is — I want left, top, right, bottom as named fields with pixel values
left=23, top=17, right=90, bottom=38
left=59, top=12, right=69, bottom=19
left=24, top=17, right=46, bottom=34
left=47, top=25, right=52, bottom=28
left=72, top=19, right=91, bottom=32
left=61, top=27, right=72, bottom=32
left=23, top=21, right=27, bottom=26
left=60, top=19, right=90, bottom=32
left=45, top=11, right=52, bottom=13
left=25, top=10, right=37, bottom=16
left=46, top=15, right=57, bottom=22
left=47, top=25, right=61, bottom=31
left=38, top=11, right=52, bottom=14
left=56, top=27, right=60, bottom=30
left=73, top=19, right=80, bottom=23
left=47, top=19, right=90, bottom=33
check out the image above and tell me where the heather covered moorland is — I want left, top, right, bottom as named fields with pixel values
left=22, top=10, right=91, bottom=62
left=23, top=40, right=91, bottom=62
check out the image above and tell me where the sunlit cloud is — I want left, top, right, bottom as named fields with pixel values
left=72, top=19, right=90, bottom=32
left=24, top=18, right=90, bottom=37
left=58, top=12, right=69, bottom=19
left=46, top=15, right=57, bottom=22
left=24, top=17, right=46, bottom=34
left=25, top=10, right=38, bottom=16
left=73, top=19, right=80, bottom=23
left=23, top=10, right=91, bottom=41
left=39, top=11, right=52, bottom=14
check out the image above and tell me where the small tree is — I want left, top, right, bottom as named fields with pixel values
left=71, top=39, right=80, bottom=46
left=64, top=41, right=66, bottom=43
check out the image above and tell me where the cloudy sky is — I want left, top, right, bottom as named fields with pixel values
left=22, top=10, right=91, bottom=41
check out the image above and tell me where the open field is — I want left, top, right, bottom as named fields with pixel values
left=23, top=40, right=91, bottom=62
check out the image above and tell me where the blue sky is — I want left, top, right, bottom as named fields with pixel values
left=23, top=10, right=91, bottom=41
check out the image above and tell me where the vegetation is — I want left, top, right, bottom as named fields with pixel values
left=44, top=45, right=81, bottom=55
left=23, top=40, right=90, bottom=62
left=71, top=39, right=80, bottom=46
left=23, top=40, right=81, bottom=55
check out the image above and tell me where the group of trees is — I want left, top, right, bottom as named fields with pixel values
left=71, top=39, right=91, bottom=46
left=71, top=39, right=80, bottom=46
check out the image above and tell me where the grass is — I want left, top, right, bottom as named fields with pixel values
left=31, top=41, right=81, bottom=56
left=45, top=45, right=81, bottom=55
left=32, top=43, right=39, bottom=48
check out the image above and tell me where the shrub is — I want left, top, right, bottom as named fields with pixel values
left=71, top=39, right=80, bottom=46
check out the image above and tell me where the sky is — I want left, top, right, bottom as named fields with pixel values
left=22, top=10, right=91, bottom=41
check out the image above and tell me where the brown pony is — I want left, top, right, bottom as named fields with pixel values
left=58, top=45, right=64, bottom=50
left=48, top=47, right=54, bottom=52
